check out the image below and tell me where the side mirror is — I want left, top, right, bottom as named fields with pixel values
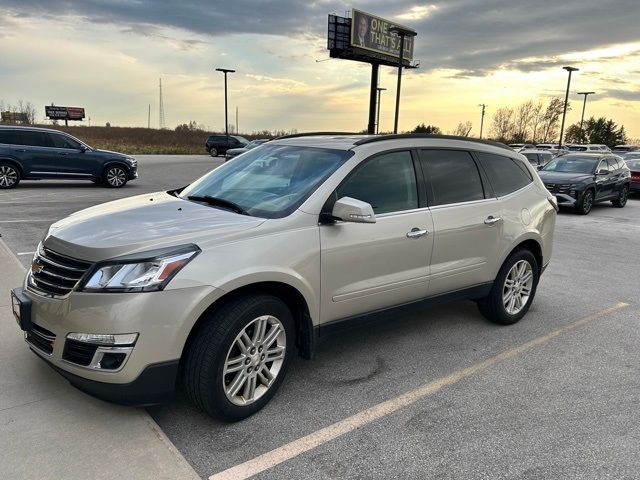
left=331, top=197, right=376, bottom=223
left=79, top=145, right=87, bottom=152
left=537, top=165, right=544, bottom=171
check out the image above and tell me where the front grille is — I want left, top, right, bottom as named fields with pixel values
left=26, top=324, right=56, bottom=355
left=545, top=183, right=571, bottom=194
left=63, top=340, right=98, bottom=366
left=28, top=247, right=92, bottom=297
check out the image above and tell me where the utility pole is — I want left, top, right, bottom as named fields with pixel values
left=147, top=104, right=151, bottom=129
left=478, top=104, right=486, bottom=139
left=215, top=68, right=235, bottom=140
left=389, top=26, right=417, bottom=134
left=558, top=66, right=578, bottom=148
left=577, top=91, right=595, bottom=143
left=376, top=87, right=386, bottom=134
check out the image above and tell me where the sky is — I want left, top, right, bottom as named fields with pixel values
left=0, top=0, right=638, bottom=138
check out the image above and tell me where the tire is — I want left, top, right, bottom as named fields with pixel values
left=209, top=147, right=218, bottom=157
left=477, top=249, right=539, bottom=325
left=183, top=294, right=294, bottom=422
left=574, top=189, right=594, bottom=215
left=612, top=185, right=629, bottom=208
left=0, top=162, right=20, bottom=189
left=103, top=165, right=128, bottom=188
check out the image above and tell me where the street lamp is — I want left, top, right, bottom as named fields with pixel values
left=478, top=103, right=487, bottom=139
left=215, top=68, right=235, bottom=140
left=389, top=26, right=417, bottom=134
left=577, top=91, right=595, bottom=143
left=558, top=66, right=578, bottom=148
left=376, top=87, right=386, bottom=134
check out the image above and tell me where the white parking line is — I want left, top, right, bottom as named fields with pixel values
left=209, top=302, right=629, bottom=480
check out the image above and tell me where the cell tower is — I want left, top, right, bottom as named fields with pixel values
left=158, top=78, right=166, bottom=129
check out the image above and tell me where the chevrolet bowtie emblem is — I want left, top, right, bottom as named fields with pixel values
left=31, top=260, right=44, bottom=274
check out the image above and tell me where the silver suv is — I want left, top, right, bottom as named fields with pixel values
left=11, top=134, right=557, bottom=421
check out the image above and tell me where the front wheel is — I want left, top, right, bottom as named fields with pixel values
left=477, top=249, right=539, bottom=325
left=612, top=185, right=629, bottom=208
left=104, top=165, right=128, bottom=188
left=575, top=189, right=594, bottom=215
left=209, top=147, right=218, bottom=157
left=0, top=163, right=20, bottom=189
left=182, top=294, right=294, bottom=422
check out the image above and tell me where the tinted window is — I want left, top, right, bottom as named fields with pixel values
left=17, top=130, right=53, bottom=147
left=420, top=149, right=485, bottom=206
left=0, top=130, right=18, bottom=144
left=337, top=151, right=418, bottom=214
left=523, top=153, right=539, bottom=165
left=477, top=152, right=532, bottom=197
left=50, top=133, right=81, bottom=149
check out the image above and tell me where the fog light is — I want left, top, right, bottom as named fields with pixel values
left=66, top=332, right=138, bottom=346
left=99, top=352, right=127, bottom=370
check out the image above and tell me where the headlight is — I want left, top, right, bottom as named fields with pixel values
left=79, top=245, right=200, bottom=293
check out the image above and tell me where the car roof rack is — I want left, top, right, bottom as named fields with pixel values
left=275, top=132, right=363, bottom=139
left=352, top=134, right=513, bottom=151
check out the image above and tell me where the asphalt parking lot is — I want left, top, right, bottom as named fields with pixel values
left=1, top=156, right=639, bottom=479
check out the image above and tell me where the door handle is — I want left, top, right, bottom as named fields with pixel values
left=484, top=216, right=502, bottom=225
left=406, top=228, right=428, bottom=239
left=14, top=149, right=26, bottom=152
left=60, top=152, right=70, bottom=155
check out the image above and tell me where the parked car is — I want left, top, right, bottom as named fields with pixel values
left=567, top=144, right=611, bottom=153
left=612, top=145, right=639, bottom=153
left=535, top=144, right=568, bottom=156
left=11, top=133, right=557, bottom=421
left=509, top=143, right=535, bottom=152
left=0, top=126, right=137, bottom=189
left=520, top=149, right=553, bottom=168
left=205, top=135, right=249, bottom=157
left=622, top=156, right=640, bottom=193
left=538, top=153, right=631, bottom=214
left=224, top=138, right=270, bottom=161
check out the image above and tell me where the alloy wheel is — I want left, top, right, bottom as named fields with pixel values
left=583, top=191, right=593, bottom=214
left=106, top=167, right=126, bottom=187
left=0, top=165, right=18, bottom=188
left=223, top=315, right=286, bottom=406
left=502, top=260, right=534, bottom=315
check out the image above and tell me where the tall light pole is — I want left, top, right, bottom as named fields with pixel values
left=558, top=66, right=578, bottom=148
left=577, top=91, right=595, bottom=143
left=389, top=26, right=417, bottom=134
left=376, top=87, right=386, bottom=134
left=478, top=103, right=486, bottom=139
left=215, top=68, right=235, bottom=140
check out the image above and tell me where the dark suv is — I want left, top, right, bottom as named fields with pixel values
left=538, top=153, right=631, bottom=214
left=0, top=126, right=137, bottom=189
left=205, top=135, right=248, bottom=157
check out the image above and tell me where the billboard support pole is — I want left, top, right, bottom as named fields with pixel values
left=367, top=63, right=379, bottom=134
left=390, top=27, right=416, bottom=134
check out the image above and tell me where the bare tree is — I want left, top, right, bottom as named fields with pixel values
left=540, top=98, right=567, bottom=143
left=451, top=121, right=473, bottom=137
left=491, top=107, right=515, bottom=143
left=512, top=100, right=534, bottom=142
left=529, top=101, right=544, bottom=143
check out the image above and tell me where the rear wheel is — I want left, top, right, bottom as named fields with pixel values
left=209, top=147, right=218, bottom=157
left=612, top=185, right=629, bottom=208
left=0, top=163, right=20, bottom=189
left=104, top=165, right=128, bottom=188
left=183, top=294, right=294, bottom=422
left=477, top=249, right=539, bottom=325
left=575, top=189, right=594, bottom=215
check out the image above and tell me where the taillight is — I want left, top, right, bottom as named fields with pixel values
left=547, top=195, right=559, bottom=213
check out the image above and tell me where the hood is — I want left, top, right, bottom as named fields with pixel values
left=227, top=147, right=248, bottom=155
left=91, top=148, right=130, bottom=158
left=537, top=171, right=593, bottom=184
left=44, top=192, right=265, bottom=262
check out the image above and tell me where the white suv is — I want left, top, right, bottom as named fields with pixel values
left=11, top=134, right=557, bottom=421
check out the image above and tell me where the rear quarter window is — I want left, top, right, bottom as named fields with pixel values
left=476, top=152, right=533, bottom=197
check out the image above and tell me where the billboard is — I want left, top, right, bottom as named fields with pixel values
left=45, top=105, right=85, bottom=120
left=350, top=9, right=415, bottom=61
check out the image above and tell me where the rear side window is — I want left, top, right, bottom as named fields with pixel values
left=337, top=151, right=418, bottom=214
left=419, top=149, right=485, bottom=206
left=476, top=152, right=532, bottom=197
left=16, top=130, right=53, bottom=147
left=0, top=130, right=18, bottom=144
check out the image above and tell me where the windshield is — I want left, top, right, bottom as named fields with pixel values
left=234, top=136, right=249, bottom=145
left=622, top=153, right=640, bottom=161
left=625, top=159, right=640, bottom=170
left=542, top=156, right=598, bottom=174
left=180, top=144, right=353, bottom=218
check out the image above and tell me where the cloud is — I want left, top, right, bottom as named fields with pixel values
left=601, top=88, right=640, bottom=102
left=396, top=5, right=438, bottom=21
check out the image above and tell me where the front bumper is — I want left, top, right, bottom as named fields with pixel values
left=13, top=282, right=219, bottom=403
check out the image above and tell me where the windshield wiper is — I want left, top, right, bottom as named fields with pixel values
left=186, top=195, right=249, bottom=215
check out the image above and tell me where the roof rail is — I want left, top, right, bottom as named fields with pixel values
left=275, top=131, right=363, bottom=140
left=352, top=134, right=513, bottom=152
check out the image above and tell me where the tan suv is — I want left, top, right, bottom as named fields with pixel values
left=11, top=134, right=557, bottom=421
